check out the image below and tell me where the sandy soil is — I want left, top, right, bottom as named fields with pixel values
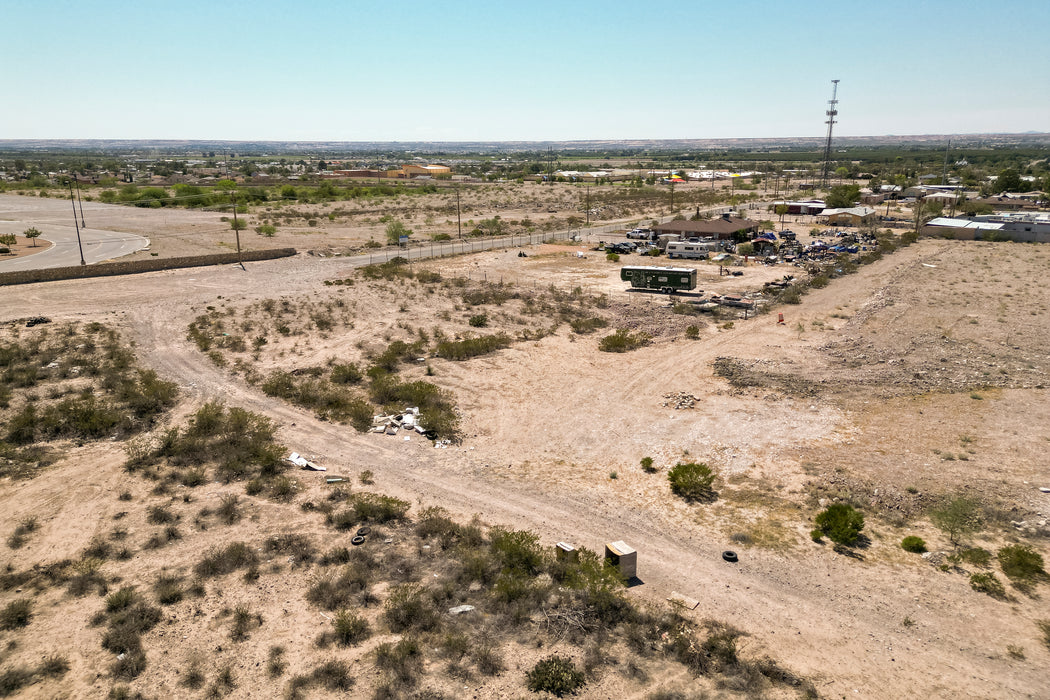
left=1, top=199, right=1048, bottom=699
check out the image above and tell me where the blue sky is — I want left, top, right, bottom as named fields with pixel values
left=4, top=0, right=1048, bottom=141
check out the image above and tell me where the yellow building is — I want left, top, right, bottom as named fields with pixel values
left=402, top=164, right=451, bottom=178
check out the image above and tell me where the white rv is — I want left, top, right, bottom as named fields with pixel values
left=666, top=240, right=718, bottom=260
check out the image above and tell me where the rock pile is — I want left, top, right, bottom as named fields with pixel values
left=662, top=392, right=700, bottom=409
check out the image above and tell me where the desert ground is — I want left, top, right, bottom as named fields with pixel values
left=0, top=189, right=1048, bottom=699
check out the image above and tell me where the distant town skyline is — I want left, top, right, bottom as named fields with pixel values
left=5, top=0, right=1048, bottom=142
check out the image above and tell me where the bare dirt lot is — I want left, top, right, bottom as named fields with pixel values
left=1, top=198, right=1049, bottom=699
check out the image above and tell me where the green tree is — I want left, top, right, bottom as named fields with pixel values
left=774, top=204, right=788, bottom=229
left=385, top=220, right=412, bottom=245
left=813, top=503, right=865, bottom=547
left=824, top=184, right=861, bottom=208
left=993, top=168, right=1023, bottom=194
left=22, top=227, right=41, bottom=247
left=736, top=242, right=754, bottom=256
left=928, top=496, right=981, bottom=547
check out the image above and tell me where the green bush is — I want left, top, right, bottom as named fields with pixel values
left=526, top=654, right=585, bottom=696
left=383, top=584, right=441, bottom=633
left=605, top=252, right=620, bottom=262
left=568, top=317, right=608, bottom=334
left=0, top=598, right=32, bottom=629
left=434, top=333, right=511, bottom=360
left=640, top=457, right=656, bottom=473
left=813, top=503, right=865, bottom=547
left=598, top=328, right=650, bottom=353
left=970, top=572, right=1006, bottom=598
left=468, top=314, right=489, bottom=328
left=667, top=462, right=716, bottom=501
left=333, top=609, right=371, bottom=646
left=901, top=536, right=927, bottom=553
left=997, top=545, right=1046, bottom=584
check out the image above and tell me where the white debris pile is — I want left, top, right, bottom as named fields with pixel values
left=372, top=407, right=427, bottom=436
left=661, top=391, right=700, bottom=409
left=433, top=439, right=452, bottom=450
left=285, top=452, right=325, bottom=471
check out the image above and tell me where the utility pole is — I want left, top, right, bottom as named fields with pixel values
left=941, top=138, right=951, bottom=186
left=231, top=197, right=243, bottom=268
left=820, top=79, right=840, bottom=188
left=74, top=174, right=86, bottom=228
left=68, top=180, right=85, bottom=265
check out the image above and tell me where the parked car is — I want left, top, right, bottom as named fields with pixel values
left=625, top=228, right=652, bottom=239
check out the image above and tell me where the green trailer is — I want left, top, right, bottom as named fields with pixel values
left=620, top=265, right=697, bottom=293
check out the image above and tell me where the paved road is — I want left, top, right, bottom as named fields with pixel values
left=0, top=198, right=150, bottom=271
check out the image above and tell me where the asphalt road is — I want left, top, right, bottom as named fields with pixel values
left=0, top=198, right=150, bottom=271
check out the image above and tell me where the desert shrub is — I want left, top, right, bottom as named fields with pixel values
left=468, top=314, right=489, bottom=328
left=383, top=584, right=441, bottom=633
left=490, top=527, right=545, bottom=576
left=955, top=547, right=992, bottom=568
left=901, top=536, right=927, bottom=553
left=38, top=654, right=70, bottom=678
left=0, top=666, right=34, bottom=696
left=194, top=542, right=258, bottom=578
left=229, top=604, right=262, bottom=641
left=106, top=586, right=137, bottom=613
left=970, top=572, right=1006, bottom=598
left=568, top=317, right=608, bottom=334
left=928, top=495, right=982, bottom=546
left=154, top=574, right=183, bottom=605
left=605, top=252, right=619, bottom=262
left=997, top=545, right=1046, bottom=584
left=433, top=333, right=511, bottom=360
left=598, top=328, right=650, bottom=353
left=685, top=324, right=701, bottom=339
left=216, top=494, right=241, bottom=525
left=526, top=654, right=585, bottom=696
left=813, top=503, right=865, bottom=547
left=667, top=462, right=716, bottom=502
left=146, top=504, right=176, bottom=524
left=0, top=598, right=32, bottom=629
left=374, top=636, right=423, bottom=686
left=333, top=608, right=371, bottom=646
left=306, top=564, right=371, bottom=610
left=1038, top=620, right=1050, bottom=651
left=330, top=362, right=363, bottom=385
left=349, top=493, right=409, bottom=523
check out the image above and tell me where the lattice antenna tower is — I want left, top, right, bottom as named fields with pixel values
left=820, top=79, right=840, bottom=188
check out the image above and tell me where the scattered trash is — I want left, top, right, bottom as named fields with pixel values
left=1040, top=487, right=1050, bottom=493
left=448, top=605, right=476, bottom=615
left=722, top=551, right=739, bottom=563
left=434, top=439, right=452, bottom=449
left=325, top=477, right=346, bottom=484
left=286, top=452, right=325, bottom=471
left=25, top=316, right=51, bottom=328
left=922, top=263, right=937, bottom=268
left=351, top=535, right=366, bottom=546
left=662, top=392, right=700, bottom=409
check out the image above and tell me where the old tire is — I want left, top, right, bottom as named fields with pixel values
left=722, top=550, right=738, bottom=563
left=356, top=527, right=371, bottom=537
left=351, top=535, right=366, bottom=546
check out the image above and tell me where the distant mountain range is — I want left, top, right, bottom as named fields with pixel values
left=1, top=133, right=1048, bottom=154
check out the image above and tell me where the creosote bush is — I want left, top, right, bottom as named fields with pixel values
left=526, top=654, right=585, bottom=696
left=667, top=462, right=716, bottom=502
left=970, top=572, right=1006, bottom=598
left=598, top=328, right=650, bottom=353
left=901, top=536, right=927, bottom=553
left=997, top=545, right=1046, bottom=585
left=813, top=503, right=865, bottom=547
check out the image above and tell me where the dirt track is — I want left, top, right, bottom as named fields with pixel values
left=3, top=225, right=1049, bottom=698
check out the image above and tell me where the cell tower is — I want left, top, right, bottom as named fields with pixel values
left=820, top=79, right=840, bottom=188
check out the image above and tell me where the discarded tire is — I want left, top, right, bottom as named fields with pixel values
left=351, top=535, right=366, bottom=546
left=356, top=527, right=371, bottom=537
left=722, top=551, right=738, bottom=563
